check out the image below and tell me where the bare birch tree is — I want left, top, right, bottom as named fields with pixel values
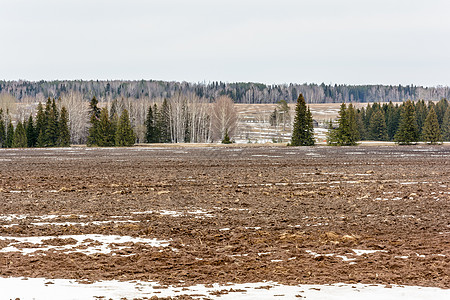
left=211, top=96, right=238, bottom=142
left=60, top=91, right=90, bottom=144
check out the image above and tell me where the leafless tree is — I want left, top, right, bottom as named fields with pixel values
left=60, top=92, right=90, bottom=144
left=211, top=96, right=238, bottom=141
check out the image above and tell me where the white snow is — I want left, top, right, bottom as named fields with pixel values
left=0, top=234, right=171, bottom=255
left=0, top=278, right=448, bottom=300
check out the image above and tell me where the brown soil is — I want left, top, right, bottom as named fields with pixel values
left=0, top=146, right=449, bottom=288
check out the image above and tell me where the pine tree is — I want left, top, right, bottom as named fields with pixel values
left=346, top=104, right=360, bottom=143
left=115, top=109, right=135, bottom=147
left=12, top=121, right=27, bottom=148
left=369, top=109, right=388, bottom=141
left=290, top=94, right=314, bottom=146
left=414, top=100, right=428, bottom=135
left=442, top=107, right=450, bottom=141
left=327, top=103, right=359, bottom=146
left=422, top=107, right=442, bottom=144
left=0, top=109, right=5, bottom=148
left=385, top=102, right=400, bottom=141
left=394, top=100, right=419, bottom=145
left=58, top=106, right=71, bottom=147
left=26, top=115, right=37, bottom=147
left=6, top=120, right=14, bottom=148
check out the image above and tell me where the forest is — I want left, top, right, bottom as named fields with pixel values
left=2, top=80, right=450, bottom=104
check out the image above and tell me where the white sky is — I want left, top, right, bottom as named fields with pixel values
left=1, top=0, right=450, bottom=86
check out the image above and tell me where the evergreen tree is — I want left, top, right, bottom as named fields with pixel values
left=441, top=107, right=450, bottom=141
left=222, top=129, right=232, bottom=144
left=45, top=99, right=59, bottom=147
left=369, top=109, right=388, bottom=141
left=394, top=100, right=419, bottom=145
left=435, top=98, right=448, bottom=126
left=422, top=107, right=442, bottom=144
left=414, top=100, right=428, bottom=135
left=386, top=102, right=400, bottom=141
left=89, top=96, right=101, bottom=120
left=441, top=106, right=450, bottom=141
left=95, top=108, right=115, bottom=146
left=26, top=115, right=37, bottom=147
left=115, top=109, right=135, bottom=146
left=36, top=129, right=46, bottom=148
left=6, top=120, right=14, bottom=148
left=158, top=99, right=171, bottom=143
left=290, top=94, right=314, bottom=146
left=355, top=108, right=366, bottom=140
left=58, top=106, right=71, bottom=147
left=145, top=105, right=157, bottom=143
left=12, top=121, right=27, bottom=148
left=35, top=102, right=46, bottom=142
left=346, top=104, right=360, bottom=143
left=328, top=103, right=359, bottom=146
left=0, top=109, right=5, bottom=148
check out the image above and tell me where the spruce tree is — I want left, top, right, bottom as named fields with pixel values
left=222, top=129, right=232, bottom=144
left=6, top=120, right=14, bottom=148
left=145, top=105, right=156, bottom=143
left=369, top=109, right=388, bottom=141
left=35, top=102, right=46, bottom=143
left=26, top=115, right=37, bottom=147
left=12, top=121, right=27, bottom=148
left=89, top=96, right=101, bottom=120
left=96, top=108, right=115, bottom=146
left=290, top=93, right=314, bottom=146
left=442, top=107, right=450, bottom=141
left=394, top=100, right=419, bottom=145
left=0, top=109, right=5, bottom=148
left=346, top=104, right=360, bottom=144
left=327, top=103, right=359, bottom=146
left=45, top=100, right=59, bottom=147
left=158, top=99, right=171, bottom=143
left=58, top=106, right=71, bottom=147
left=414, top=100, right=428, bottom=135
left=386, top=102, right=400, bottom=141
left=36, top=130, right=46, bottom=148
left=422, top=107, right=442, bottom=144
left=115, top=109, right=135, bottom=147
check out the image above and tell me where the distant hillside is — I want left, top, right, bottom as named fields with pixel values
left=1, top=80, right=449, bottom=104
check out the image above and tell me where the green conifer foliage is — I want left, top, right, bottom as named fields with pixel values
left=327, top=103, right=359, bottom=146
left=12, top=121, right=27, bottom=148
left=6, top=119, right=14, bottom=148
left=0, top=109, right=6, bottom=148
left=45, top=100, right=59, bottom=147
left=386, top=102, right=400, bottom=141
left=290, top=94, right=315, bottom=146
left=115, top=109, right=135, bottom=147
left=158, top=99, right=171, bottom=143
left=145, top=105, right=156, bottom=143
left=96, top=108, right=115, bottom=147
left=442, top=107, right=450, bottom=141
left=414, top=100, right=428, bottom=135
left=35, top=102, right=46, bottom=141
left=369, top=109, right=388, bottom=141
left=422, top=107, right=442, bottom=144
left=394, top=100, right=419, bottom=145
left=26, top=115, right=36, bottom=147
left=221, top=129, right=232, bottom=144
left=435, top=98, right=448, bottom=126
left=58, top=106, right=71, bottom=147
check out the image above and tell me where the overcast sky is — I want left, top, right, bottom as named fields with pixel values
left=1, top=0, right=449, bottom=86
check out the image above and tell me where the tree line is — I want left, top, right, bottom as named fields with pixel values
left=0, top=98, right=70, bottom=148
left=2, top=80, right=450, bottom=104
left=324, top=99, right=449, bottom=145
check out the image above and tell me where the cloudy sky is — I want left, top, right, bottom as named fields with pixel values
left=1, top=0, right=449, bottom=86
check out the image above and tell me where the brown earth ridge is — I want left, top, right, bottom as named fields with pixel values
left=0, top=146, right=449, bottom=288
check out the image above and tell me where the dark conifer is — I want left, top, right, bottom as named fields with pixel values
left=369, top=109, right=388, bottom=141
left=115, top=109, right=135, bottom=147
left=145, top=105, right=156, bottom=143
left=12, top=121, right=27, bottom=148
left=441, top=107, right=450, bottom=141
left=58, top=106, right=71, bottom=147
left=422, top=107, right=442, bottom=144
left=6, top=119, right=14, bottom=148
left=394, top=100, right=419, bottom=145
left=290, top=94, right=315, bottom=146
left=26, top=115, right=36, bottom=147
left=0, top=109, right=5, bottom=148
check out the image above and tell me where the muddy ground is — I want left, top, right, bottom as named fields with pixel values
left=0, top=145, right=449, bottom=289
